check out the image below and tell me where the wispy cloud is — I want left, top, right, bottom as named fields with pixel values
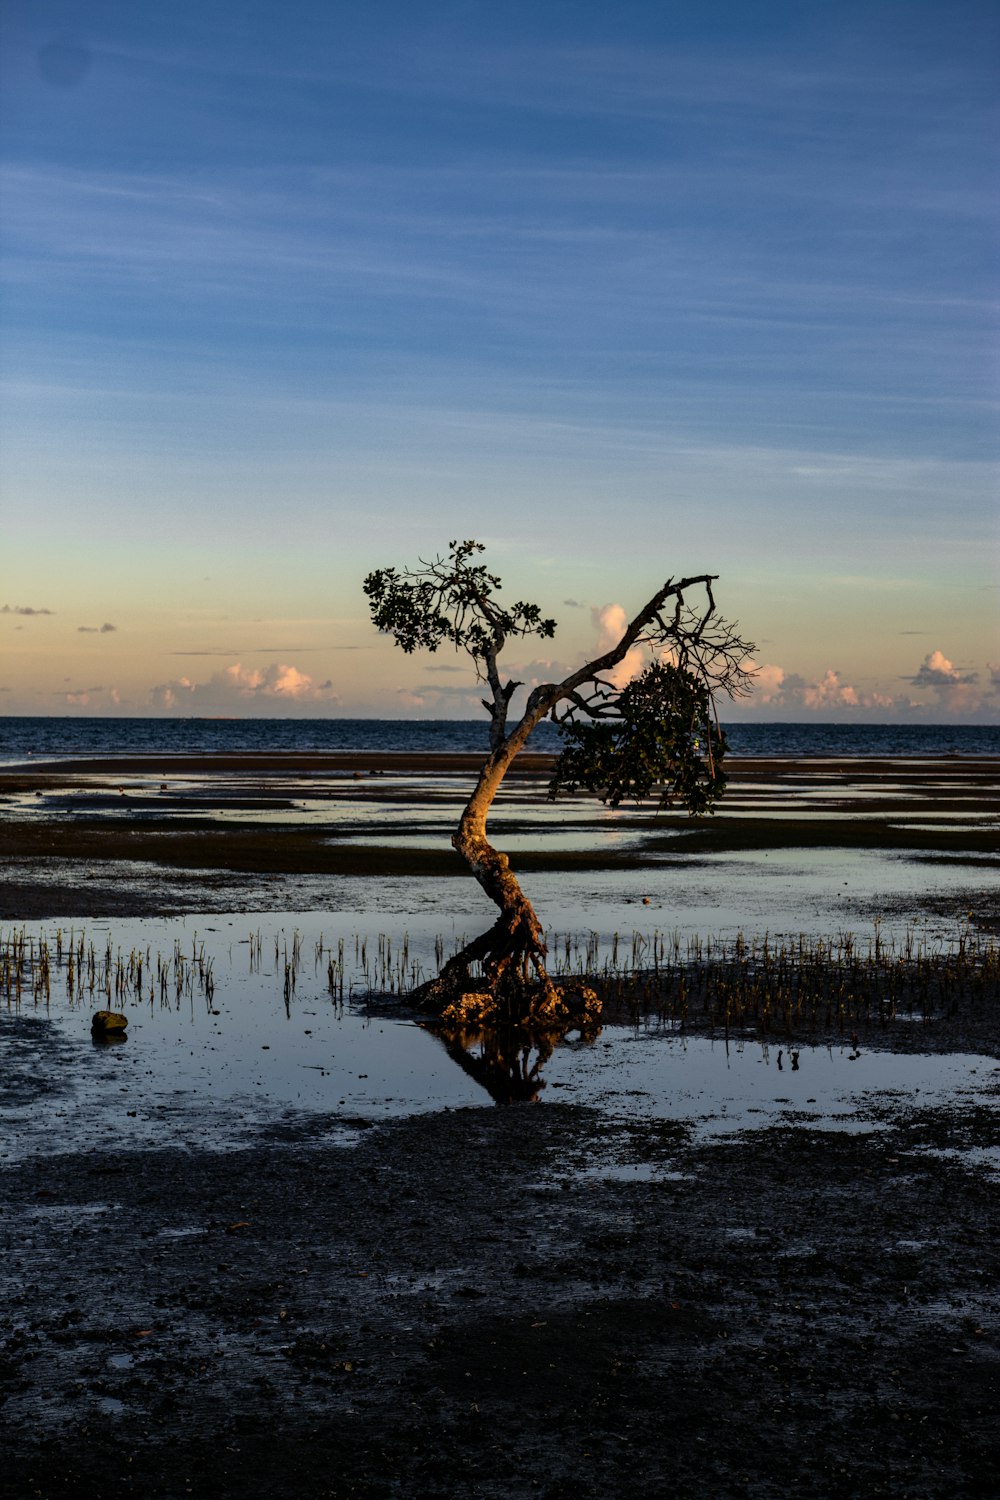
left=2, top=603, right=54, bottom=616
left=3, top=144, right=993, bottom=461
left=167, top=646, right=341, bottom=656
left=77, top=622, right=117, bottom=633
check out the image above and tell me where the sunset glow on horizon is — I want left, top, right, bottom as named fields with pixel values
left=1, top=1, right=997, bottom=723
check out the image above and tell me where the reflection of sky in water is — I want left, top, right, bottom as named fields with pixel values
left=6, top=774, right=642, bottom=844
left=8, top=766, right=998, bottom=839
left=4, top=915, right=997, bottom=1165
left=894, top=823, right=997, bottom=834
left=333, top=826, right=648, bottom=852
left=5, top=840, right=995, bottom=954
left=543, top=1031, right=999, bottom=1141
left=6, top=841, right=998, bottom=943
left=523, top=850, right=998, bottom=940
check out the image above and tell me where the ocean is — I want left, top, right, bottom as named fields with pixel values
left=0, top=716, right=997, bottom=764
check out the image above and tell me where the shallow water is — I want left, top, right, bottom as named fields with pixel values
left=7, top=831, right=995, bottom=945
left=7, top=758, right=999, bottom=847
left=4, top=914, right=997, bottom=1166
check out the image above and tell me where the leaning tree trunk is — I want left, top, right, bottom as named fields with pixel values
left=411, top=726, right=599, bottom=1031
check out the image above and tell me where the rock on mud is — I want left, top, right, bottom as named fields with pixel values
left=90, top=1009, right=128, bottom=1035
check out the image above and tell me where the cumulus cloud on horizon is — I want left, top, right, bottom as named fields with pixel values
left=396, top=682, right=482, bottom=711
left=746, top=662, right=891, bottom=713
left=59, top=685, right=122, bottom=707
left=902, top=650, right=978, bottom=691
left=150, top=661, right=339, bottom=711
left=2, top=603, right=54, bottom=616
left=592, top=603, right=646, bottom=690
left=745, top=648, right=990, bottom=718
left=899, top=650, right=982, bottom=714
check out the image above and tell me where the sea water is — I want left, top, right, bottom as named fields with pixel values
left=1, top=715, right=998, bottom=765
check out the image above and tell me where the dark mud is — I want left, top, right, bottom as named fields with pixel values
left=2, top=1094, right=998, bottom=1500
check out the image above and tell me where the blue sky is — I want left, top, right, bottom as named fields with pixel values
left=1, top=0, right=997, bottom=719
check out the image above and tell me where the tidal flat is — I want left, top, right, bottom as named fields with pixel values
left=1, top=754, right=998, bottom=1498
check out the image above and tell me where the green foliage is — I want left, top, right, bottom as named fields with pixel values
left=549, top=661, right=727, bottom=815
left=364, top=539, right=556, bottom=659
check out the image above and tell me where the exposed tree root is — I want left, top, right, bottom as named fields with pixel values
left=406, top=750, right=603, bottom=1037
left=410, top=908, right=602, bottom=1033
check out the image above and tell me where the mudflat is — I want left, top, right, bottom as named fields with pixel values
left=1, top=754, right=998, bottom=1498
left=2, top=1096, right=998, bottom=1500
left=2, top=753, right=999, bottom=919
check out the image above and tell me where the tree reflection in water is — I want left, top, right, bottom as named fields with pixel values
left=433, top=1021, right=602, bottom=1105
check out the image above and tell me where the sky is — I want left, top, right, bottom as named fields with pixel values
left=1, top=0, right=997, bottom=722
